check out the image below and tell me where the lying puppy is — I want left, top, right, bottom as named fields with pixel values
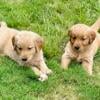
left=61, top=18, right=100, bottom=75
left=0, top=22, right=52, bottom=81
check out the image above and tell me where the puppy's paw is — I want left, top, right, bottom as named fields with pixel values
left=46, top=69, right=53, bottom=75
left=38, top=74, right=48, bottom=82
left=0, top=21, right=7, bottom=27
left=88, top=71, right=92, bottom=76
left=61, top=65, right=68, bottom=70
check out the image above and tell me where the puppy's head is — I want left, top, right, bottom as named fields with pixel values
left=68, top=24, right=96, bottom=52
left=12, top=31, right=43, bottom=62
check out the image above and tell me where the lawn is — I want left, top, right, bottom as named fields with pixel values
left=0, top=0, right=100, bottom=99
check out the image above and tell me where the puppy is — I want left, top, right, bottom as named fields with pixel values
left=61, top=18, right=100, bottom=75
left=0, top=22, right=52, bottom=81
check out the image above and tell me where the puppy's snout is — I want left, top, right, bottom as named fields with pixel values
left=22, top=58, right=27, bottom=61
left=74, top=46, right=80, bottom=50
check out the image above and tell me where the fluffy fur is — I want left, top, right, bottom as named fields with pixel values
left=61, top=18, right=100, bottom=75
left=0, top=22, right=52, bottom=81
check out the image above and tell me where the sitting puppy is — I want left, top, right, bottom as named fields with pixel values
left=61, top=18, right=100, bottom=75
left=0, top=22, right=52, bottom=81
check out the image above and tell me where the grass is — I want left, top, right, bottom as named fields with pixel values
left=0, top=0, right=100, bottom=99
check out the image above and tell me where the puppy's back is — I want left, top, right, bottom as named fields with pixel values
left=0, top=24, right=18, bottom=53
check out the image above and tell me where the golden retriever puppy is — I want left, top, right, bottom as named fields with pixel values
left=0, top=22, right=52, bottom=81
left=61, top=18, right=100, bottom=75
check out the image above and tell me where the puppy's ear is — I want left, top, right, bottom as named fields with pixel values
left=88, top=30, right=96, bottom=44
left=68, top=29, right=74, bottom=44
left=12, top=36, right=15, bottom=46
left=35, top=36, right=44, bottom=52
left=12, top=36, right=16, bottom=50
left=68, top=29, right=72, bottom=36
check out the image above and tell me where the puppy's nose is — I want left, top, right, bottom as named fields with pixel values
left=22, top=58, right=27, bottom=61
left=74, top=46, right=80, bottom=50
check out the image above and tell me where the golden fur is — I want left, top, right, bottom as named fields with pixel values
left=61, top=18, right=100, bottom=75
left=0, top=22, right=52, bottom=81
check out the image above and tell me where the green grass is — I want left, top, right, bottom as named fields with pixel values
left=0, top=0, right=100, bottom=99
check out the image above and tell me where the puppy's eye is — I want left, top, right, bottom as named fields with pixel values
left=81, top=37, right=86, bottom=41
left=18, top=47, right=22, bottom=50
left=72, top=37, right=76, bottom=40
left=28, top=47, right=33, bottom=50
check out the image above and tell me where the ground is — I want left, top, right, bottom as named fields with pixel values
left=0, top=0, right=100, bottom=100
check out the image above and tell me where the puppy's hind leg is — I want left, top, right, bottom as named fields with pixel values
left=91, top=18, right=100, bottom=32
left=61, top=53, right=71, bottom=70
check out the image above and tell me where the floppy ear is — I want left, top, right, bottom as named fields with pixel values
left=68, top=29, right=75, bottom=44
left=35, top=36, right=44, bottom=52
left=88, top=30, right=96, bottom=44
left=12, top=36, right=16, bottom=50
left=68, top=29, right=72, bottom=36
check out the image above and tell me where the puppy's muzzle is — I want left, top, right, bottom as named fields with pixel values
left=74, top=46, right=80, bottom=50
left=22, top=58, right=27, bottom=61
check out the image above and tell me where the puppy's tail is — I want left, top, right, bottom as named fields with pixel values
left=91, top=18, right=100, bottom=32
left=0, top=21, right=7, bottom=28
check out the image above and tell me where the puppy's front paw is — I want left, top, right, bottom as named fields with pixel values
left=61, top=64, right=68, bottom=70
left=47, top=69, right=52, bottom=75
left=88, top=71, right=92, bottom=76
left=38, top=74, right=48, bottom=82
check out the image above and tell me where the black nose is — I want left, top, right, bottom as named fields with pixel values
left=22, top=58, right=27, bottom=61
left=74, top=46, right=80, bottom=50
